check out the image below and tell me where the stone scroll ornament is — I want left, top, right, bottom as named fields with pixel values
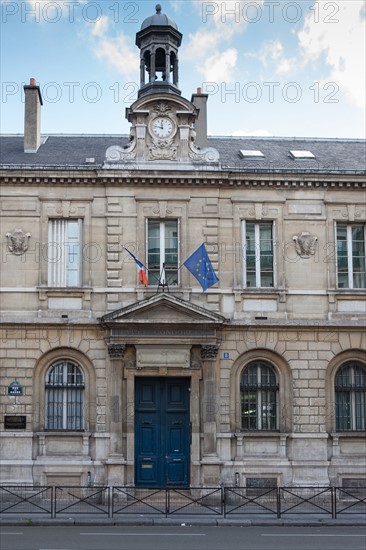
left=6, top=228, right=31, bottom=255
left=292, top=231, right=318, bottom=259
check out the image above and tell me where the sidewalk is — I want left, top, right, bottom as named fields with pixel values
left=1, top=513, right=365, bottom=527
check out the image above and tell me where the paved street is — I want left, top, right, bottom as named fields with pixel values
left=1, top=526, right=366, bottom=550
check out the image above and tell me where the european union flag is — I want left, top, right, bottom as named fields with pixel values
left=183, top=243, right=219, bottom=292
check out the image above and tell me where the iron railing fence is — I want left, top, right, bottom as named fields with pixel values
left=0, top=485, right=365, bottom=519
left=224, top=486, right=278, bottom=517
left=334, top=487, right=366, bottom=518
left=112, top=487, right=223, bottom=518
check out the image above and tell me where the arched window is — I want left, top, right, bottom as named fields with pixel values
left=335, top=362, right=366, bottom=431
left=240, top=361, right=279, bottom=430
left=45, top=361, right=85, bottom=430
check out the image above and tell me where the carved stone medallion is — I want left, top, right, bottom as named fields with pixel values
left=293, top=231, right=318, bottom=258
left=6, top=228, right=31, bottom=255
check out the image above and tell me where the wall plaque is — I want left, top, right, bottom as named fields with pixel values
left=7, top=381, right=23, bottom=396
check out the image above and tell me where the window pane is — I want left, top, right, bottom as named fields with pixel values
left=164, top=220, right=178, bottom=285
left=352, top=227, right=366, bottom=288
left=67, top=220, right=81, bottom=286
left=241, top=391, right=257, bottom=430
left=337, top=224, right=349, bottom=288
left=147, top=221, right=161, bottom=283
left=245, top=224, right=256, bottom=286
left=336, top=391, right=351, bottom=431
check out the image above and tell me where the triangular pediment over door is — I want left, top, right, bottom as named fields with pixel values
left=100, top=294, right=226, bottom=344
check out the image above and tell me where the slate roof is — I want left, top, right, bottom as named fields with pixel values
left=0, top=134, right=365, bottom=174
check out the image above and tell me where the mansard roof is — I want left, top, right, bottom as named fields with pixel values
left=0, top=134, right=365, bottom=174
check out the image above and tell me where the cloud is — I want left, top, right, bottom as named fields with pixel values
left=256, top=40, right=297, bottom=76
left=86, top=15, right=138, bottom=79
left=91, top=15, right=109, bottom=37
left=182, top=1, right=264, bottom=82
left=93, top=33, right=138, bottom=79
left=298, top=0, right=365, bottom=109
left=184, top=1, right=262, bottom=59
left=201, top=48, right=238, bottom=82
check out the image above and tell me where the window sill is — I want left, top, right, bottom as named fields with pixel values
left=37, top=431, right=89, bottom=436
left=236, top=431, right=284, bottom=437
left=330, top=432, right=366, bottom=438
left=38, top=287, right=92, bottom=296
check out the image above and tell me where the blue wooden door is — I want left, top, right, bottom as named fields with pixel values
left=135, top=378, right=190, bottom=487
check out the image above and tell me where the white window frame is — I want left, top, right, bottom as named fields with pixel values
left=241, top=221, right=275, bottom=288
left=336, top=223, right=366, bottom=289
left=48, top=219, right=83, bottom=287
left=146, top=219, right=180, bottom=286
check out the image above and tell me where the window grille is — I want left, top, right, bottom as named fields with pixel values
left=240, top=362, right=279, bottom=430
left=45, top=361, right=84, bottom=430
left=335, top=362, right=366, bottom=431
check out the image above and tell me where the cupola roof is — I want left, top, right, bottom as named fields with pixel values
left=140, top=4, right=178, bottom=30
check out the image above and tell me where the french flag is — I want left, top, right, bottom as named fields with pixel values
left=123, top=247, right=148, bottom=286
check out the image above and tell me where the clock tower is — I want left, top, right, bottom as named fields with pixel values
left=105, top=4, right=219, bottom=167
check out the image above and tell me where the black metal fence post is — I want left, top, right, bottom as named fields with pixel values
left=51, top=486, right=56, bottom=519
left=108, top=487, right=112, bottom=519
left=334, top=487, right=337, bottom=519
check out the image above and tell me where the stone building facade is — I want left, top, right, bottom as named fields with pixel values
left=1, top=7, right=365, bottom=489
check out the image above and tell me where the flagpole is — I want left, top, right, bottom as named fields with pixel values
left=156, top=262, right=170, bottom=294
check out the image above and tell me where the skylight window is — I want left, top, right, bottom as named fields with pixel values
left=239, top=150, right=265, bottom=159
left=289, top=150, right=315, bottom=159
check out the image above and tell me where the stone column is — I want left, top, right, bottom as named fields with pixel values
left=150, top=51, right=156, bottom=82
left=173, top=57, right=179, bottom=86
left=201, top=344, right=220, bottom=458
left=165, top=49, right=170, bottom=82
left=140, top=57, right=145, bottom=87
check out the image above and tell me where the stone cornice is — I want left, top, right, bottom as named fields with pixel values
left=0, top=170, right=365, bottom=189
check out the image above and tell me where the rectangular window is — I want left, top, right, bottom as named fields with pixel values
left=336, top=224, right=366, bottom=289
left=242, top=222, right=274, bottom=288
left=48, top=219, right=83, bottom=287
left=147, top=219, right=179, bottom=286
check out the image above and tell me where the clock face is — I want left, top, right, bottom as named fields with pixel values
left=150, top=117, right=175, bottom=139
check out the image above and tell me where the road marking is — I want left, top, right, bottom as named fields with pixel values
left=1, top=532, right=24, bottom=535
left=80, top=533, right=206, bottom=537
left=262, top=534, right=365, bottom=537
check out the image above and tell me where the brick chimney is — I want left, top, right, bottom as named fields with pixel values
left=191, top=87, right=208, bottom=148
left=23, top=78, right=43, bottom=153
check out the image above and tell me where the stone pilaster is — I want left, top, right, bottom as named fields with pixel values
left=201, top=344, right=220, bottom=459
left=107, top=343, right=126, bottom=458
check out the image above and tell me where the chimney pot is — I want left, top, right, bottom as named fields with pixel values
left=197, top=87, right=202, bottom=95
left=30, top=78, right=36, bottom=86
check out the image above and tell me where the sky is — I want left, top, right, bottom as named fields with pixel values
left=1, top=0, right=365, bottom=138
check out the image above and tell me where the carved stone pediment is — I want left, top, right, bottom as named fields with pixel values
left=100, top=294, right=226, bottom=327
